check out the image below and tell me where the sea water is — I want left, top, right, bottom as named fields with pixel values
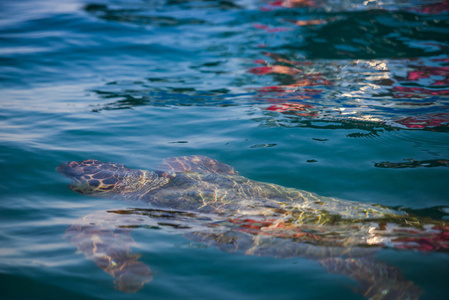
left=1, top=0, right=448, bottom=299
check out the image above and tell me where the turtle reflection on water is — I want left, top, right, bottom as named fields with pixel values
left=57, top=155, right=448, bottom=298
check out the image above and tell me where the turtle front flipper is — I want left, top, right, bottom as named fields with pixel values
left=64, top=210, right=153, bottom=293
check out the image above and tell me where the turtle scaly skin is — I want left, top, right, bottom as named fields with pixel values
left=58, top=155, right=448, bottom=297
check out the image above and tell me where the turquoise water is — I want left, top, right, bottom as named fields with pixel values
left=1, top=0, right=449, bottom=299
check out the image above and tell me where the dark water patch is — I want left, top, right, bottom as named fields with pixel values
left=0, top=273, right=100, bottom=300
left=259, top=0, right=449, bottom=59
left=375, top=159, right=449, bottom=168
left=346, top=131, right=380, bottom=139
left=250, top=143, right=277, bottom=148
left=89, top=87, right=250, bottom=111
left=298, top=10, right=449, bottom=59
left=84, top=3, right=207, bottom=27
left=390, top=205, right=449, bottom=221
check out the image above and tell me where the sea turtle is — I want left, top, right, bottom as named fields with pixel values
left=57, top=155, right=448, bottom=298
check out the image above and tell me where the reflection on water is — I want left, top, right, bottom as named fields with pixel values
left=84, top=0, right=449, bottom=132
left=90, top=56, right=449, bottom=132
left=252, top=56, right=449, bottom=130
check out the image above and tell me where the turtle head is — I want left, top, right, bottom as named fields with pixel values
left=57, top=159, right=130, bottom=196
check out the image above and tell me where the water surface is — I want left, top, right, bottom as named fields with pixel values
left=1, top=0, right=448, bottom=299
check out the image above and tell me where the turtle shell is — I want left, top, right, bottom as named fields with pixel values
left=157, top=155, right=239, bottom=175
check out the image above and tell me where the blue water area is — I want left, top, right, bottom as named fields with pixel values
left=1, top=0, right=449, bottom=299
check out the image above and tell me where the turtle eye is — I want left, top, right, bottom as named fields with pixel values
left=69, top=161, right=80, bottom=168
